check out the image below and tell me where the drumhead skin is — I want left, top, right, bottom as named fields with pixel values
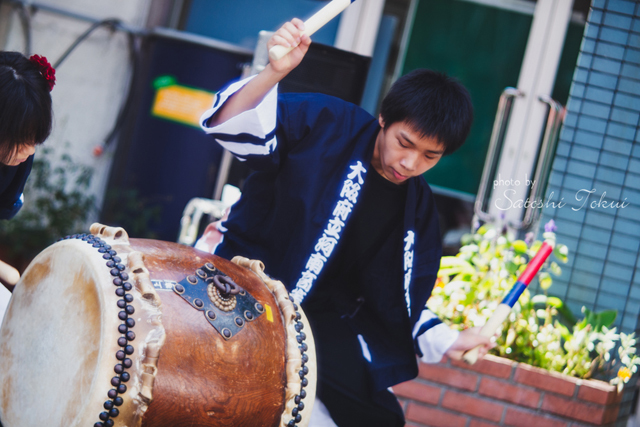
left=0, top=225, right=316, bottom=427
left=0, top=238, right=122, bottom=426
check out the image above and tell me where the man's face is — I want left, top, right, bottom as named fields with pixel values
left=371, top=116, right=445, bottom=185
left=1, top=143, right=36, bottom=166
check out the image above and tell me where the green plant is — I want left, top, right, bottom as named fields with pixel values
left=0, top=148, right=96, bottom=269
left=428, top=220, right=639, bottom=391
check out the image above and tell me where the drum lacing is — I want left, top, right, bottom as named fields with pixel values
left=287, top=295, right=310, bottom=427
left=59, top=233, right=136, bottom=427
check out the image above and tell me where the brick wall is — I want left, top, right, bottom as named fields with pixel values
left=394, top=355, right=634, bottom=427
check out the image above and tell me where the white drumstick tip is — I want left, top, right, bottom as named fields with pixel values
left=268, top=0, right=355, bottom=62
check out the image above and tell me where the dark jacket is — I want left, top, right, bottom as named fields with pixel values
left=0, top=156, right=33, bottom=220
left=202, top=83, right=442, bottom=391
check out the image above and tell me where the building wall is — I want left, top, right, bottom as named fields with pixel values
left=0, top=0, right=152, bottom=217
left=532, top=0, right=640, bottom=332
left=183, top=0, right=340, bottom=50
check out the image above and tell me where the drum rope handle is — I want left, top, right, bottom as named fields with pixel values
left=230, top=256, right=316, bottom=427
left=87, top=223, right=167, bottom=418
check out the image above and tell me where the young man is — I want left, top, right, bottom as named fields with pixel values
left=200, top=19, right=492, bottom=427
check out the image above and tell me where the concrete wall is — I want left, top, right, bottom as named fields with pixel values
left=0, top=0, right=152, bottom=219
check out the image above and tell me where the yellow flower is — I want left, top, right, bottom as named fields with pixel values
left=618, top=367, right=632, bottom=382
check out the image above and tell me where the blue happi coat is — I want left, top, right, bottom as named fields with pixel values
left=0, top=156, right=33, bottom=220
left=201, top=77, right=456, bottom=390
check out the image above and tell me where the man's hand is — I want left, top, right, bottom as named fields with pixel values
left=207, top=18, right=312, bottom=128
left=267, top=18, right=311, bottom=75
left=444, top=327, right=495, bottom=361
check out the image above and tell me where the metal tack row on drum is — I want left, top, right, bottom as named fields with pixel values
left=64, top=232, right=137, bottom=427
left=0, top=223, right=316, bottom=427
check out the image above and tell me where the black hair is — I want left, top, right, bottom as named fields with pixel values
left=379, top=69, right=473, bottom=155
left=0, top=51, right=53, bottom=163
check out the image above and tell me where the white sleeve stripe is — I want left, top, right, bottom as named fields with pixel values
left=417, top=323, right=459, bottom=364
left=215, top=136, right=277, bottom=157
left=200, top=77, right=279, bottom=142
left=200, top=77, right=251, bottom=126
left=357, top=334, right=372, bottom=362
left=412, top=309, right=440, bottom=339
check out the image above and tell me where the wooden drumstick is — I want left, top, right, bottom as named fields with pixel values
left=0, top=259, right=20, bottom=290
left=462, top=241, right=554, bottom=364
left=268, top=0, right=356, bottom=62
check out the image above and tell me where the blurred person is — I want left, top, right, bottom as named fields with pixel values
left=0, top=51, right=55, bottom=302
left=0, top=51, right=54, bottom=220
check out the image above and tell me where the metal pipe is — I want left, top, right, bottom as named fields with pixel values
left=510, top=95, right=563, bottom=230
left=7, top=0, right=254, bottom=55
left=473, top=87, right=524, bottom=224
left=7, top=0, right=146, bottom=35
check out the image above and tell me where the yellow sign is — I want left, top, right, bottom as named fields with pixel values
left=151, top=76, right=215, bottom=128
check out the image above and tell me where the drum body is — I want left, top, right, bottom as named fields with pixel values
left=0, top=224, right=315, bottom=427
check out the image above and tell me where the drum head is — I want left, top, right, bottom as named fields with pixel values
left=0, top=240, right=117, bottom=426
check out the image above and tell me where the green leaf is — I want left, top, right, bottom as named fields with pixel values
left=512, top=240, right=528, bottom=254
left=477, top=224, right=490, bottom=235
left=471, top=254, right=488, bottom=269
left=554, top=244, right=569, bottom=263
left=549, top=261, right=563, bottom=276
left=555, top=323, right=572, bottom=341
left=596, top=310, right=618, bottom=330
left=505, top=261, right=518, bottom=275
left=462, top=288, right=478, bottom=306
left=460, top=244, right=479, bottom=254
left=539, top=272, right=553, bottom=290
left=460, top=233, right=474, bottom=246
left=546, top=296, right=578, bottom=326
left=438, top=267, right=470, bottom=279
left=439, top=256, right=474, bottom=270
left=531, top=294, right=547, bottom=305
left=581, top=307, right=617, bottom=332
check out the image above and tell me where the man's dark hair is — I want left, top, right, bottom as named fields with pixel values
left=379, top=69, right=473, bottom=155
left=0, top=51, right=53, bottom=162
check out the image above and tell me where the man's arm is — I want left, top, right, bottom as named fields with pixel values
left=414, top=309, right=494, bottom=363
left=208, top=19, right=311, bottom=127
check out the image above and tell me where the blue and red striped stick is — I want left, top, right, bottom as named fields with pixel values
left=462, top=241, right=554, bottom=364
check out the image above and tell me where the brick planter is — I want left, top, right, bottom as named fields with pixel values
left=393, top=355, right=637, bottom=427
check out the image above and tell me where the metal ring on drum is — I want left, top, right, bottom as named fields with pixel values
left=0, top=223, right=316, bottom=427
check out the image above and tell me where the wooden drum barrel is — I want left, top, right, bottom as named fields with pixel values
left=0, top=224, right=316, bottom=427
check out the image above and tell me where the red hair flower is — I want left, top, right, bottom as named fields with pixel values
left=29, top=54, right=56, bottom=91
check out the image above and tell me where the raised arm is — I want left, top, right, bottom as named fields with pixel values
left=208, top=19, right=311, bottom=127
